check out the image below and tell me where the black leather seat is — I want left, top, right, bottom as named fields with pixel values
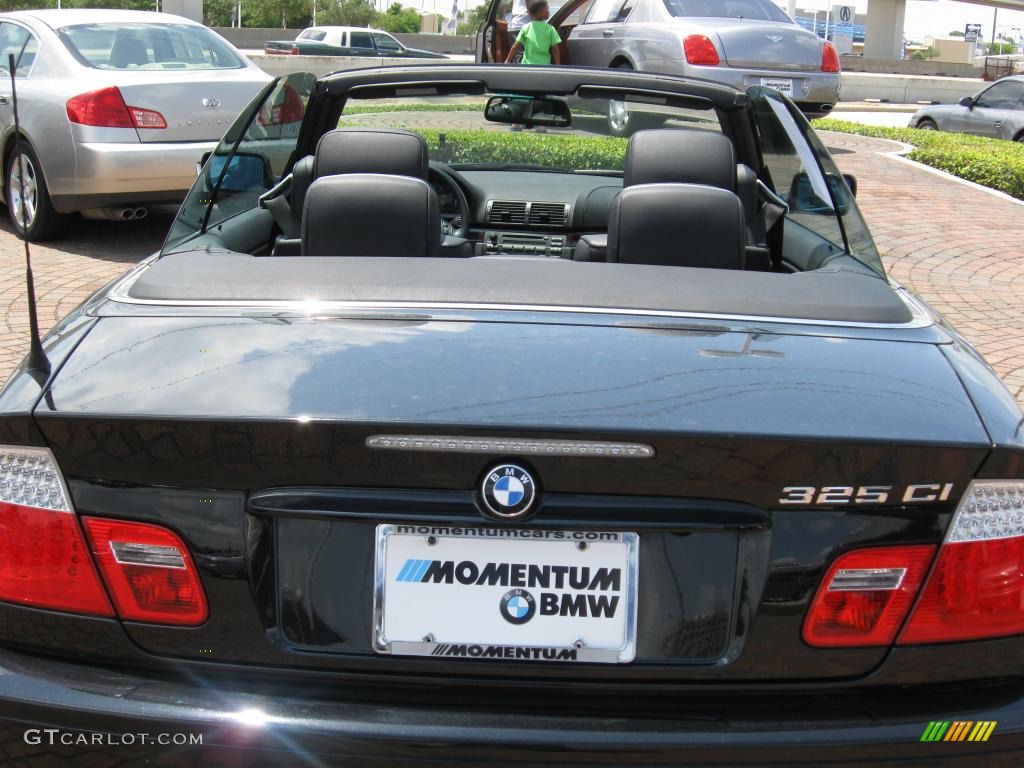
left=625, top=128, right=767, bottom=253
left=606, top=183, right=745, bottom=270
left=575, top=129, right=766, bottom=268
left=301, top=174, right=441, bottom=258
left=273, top=128, right=432, bottom=254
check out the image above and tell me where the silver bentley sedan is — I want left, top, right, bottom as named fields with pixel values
left=0, top=9, right=270, bottom=240
left=910, top=75, right=1024, bottom=142
left=478, top=0, right=840, bottom=135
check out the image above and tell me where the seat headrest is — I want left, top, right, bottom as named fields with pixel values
left=607, top=184, right=745, bottom=270
left=313, top=128, right=429, bottom=181
left=625, top=130, right=736, bottom=190
left=301, top=174, right=440, bottom=258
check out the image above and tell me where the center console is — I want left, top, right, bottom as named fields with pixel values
left=477, top=231, right=572, bottom=258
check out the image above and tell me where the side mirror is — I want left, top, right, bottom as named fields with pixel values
left=842, top=173, right=857, bottom=197
left=205, top=152, right=273, bottom=194
left=484, top=95, right=572, bottom=128
left=788, top=172, right=852, bottom=216
left=196, top=150, right=212, bottom=177
left=959, top=96, right=975, bottom=109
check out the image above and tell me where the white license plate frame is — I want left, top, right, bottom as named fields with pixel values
left=372, top=524, right=639, bottom=664
left=761, top=77, right=795, bottom=96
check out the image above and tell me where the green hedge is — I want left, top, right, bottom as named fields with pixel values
left=419, top=130, right=626, bottom=170
left=814, top=118, right=1024, bottom=200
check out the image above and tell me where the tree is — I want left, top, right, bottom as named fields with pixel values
left=245, top=0, right=312, bottom=28
left=457, top=3, right=489, bottom=36
left=204, top=0, right=237, bottom=27
left=949, top=30, right=964, bottom=37
left=377, top=2, right=422, bottom=33
left=318, top=0, right=379, bottom=27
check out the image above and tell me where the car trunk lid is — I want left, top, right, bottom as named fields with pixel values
left=684, top=19, right=823, bottom=71
left=115, top=70, right=269, bottom=142
left=35, top=314, right=989, bottom=683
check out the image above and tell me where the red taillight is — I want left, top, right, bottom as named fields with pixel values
left=66, top=86, right=166, bottom=130
left=0, top=501, right=113, bottom=616
left=0, top=447, right=113, bottom=616
left=802, top=545, right=935, bottom=647
left=683, top=34, right=720, bottom=66
left=290, top=46, right=300, bottom=55
left=258, top=84, right=305, bottom=126
left=821, top=41, right=841, bottom=73
left=83, top=517, right=208, bottom=626
left=900, top=482, right=1024, bottom=644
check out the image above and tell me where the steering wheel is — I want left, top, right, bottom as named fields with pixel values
left=430, top=163, right=472, bottom=239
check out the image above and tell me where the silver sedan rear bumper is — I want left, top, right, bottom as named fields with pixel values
left=638, top=60, right=841, bottom=109
left=50, top=141, right=216, bottom=213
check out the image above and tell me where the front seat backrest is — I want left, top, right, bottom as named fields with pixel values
left=286, top=128, right=430, bottom=233
left=607, top=183, right=745, bottom=270
left=301, top=174, right=441, bottom=258
left=624, top=129, right=736, bottom=189
left=314, top=128, right=429, bottom=180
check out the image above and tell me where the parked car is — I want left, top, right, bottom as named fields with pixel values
left=477, top=0, right=840, bottom=134
left=2, top=63, right=1024, bottom=765
left=0, top=9, right=270, bottom=240
left=264, top=26, right=448, bottom=58
left=911, top=75, right=1024, bottom=142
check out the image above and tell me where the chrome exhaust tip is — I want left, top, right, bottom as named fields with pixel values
left=133, top=207, right=148, bottom=220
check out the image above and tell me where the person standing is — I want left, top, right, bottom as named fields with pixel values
left=504, top=0, right=562, bottom=65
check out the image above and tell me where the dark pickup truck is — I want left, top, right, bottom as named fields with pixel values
left=264, top=26, right=448, bottom=57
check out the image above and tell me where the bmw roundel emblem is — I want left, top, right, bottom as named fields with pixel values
left=499, top=588, right=536, bottom=625
left=480, top=463, right=537, bottom=520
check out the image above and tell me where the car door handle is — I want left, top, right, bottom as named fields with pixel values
left=602, top=29, right=614, bottom=37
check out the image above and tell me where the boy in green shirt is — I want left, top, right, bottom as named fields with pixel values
left=505, top=0, right=562, bottom=65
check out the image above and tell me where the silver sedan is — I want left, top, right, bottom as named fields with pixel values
left=0, top=9, right=270, bottom=240
left=479, top=0, right=840, bottom=135
left=910, top=76, right=1024, bottom=143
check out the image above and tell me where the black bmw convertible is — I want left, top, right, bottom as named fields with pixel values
left=1, top=65, right=1023, bottom=765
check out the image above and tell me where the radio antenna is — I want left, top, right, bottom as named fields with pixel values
left=8, top=52, right=48, bottom=378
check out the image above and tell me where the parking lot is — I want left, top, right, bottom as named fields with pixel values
left=0, top=132, right=1022, bottom=405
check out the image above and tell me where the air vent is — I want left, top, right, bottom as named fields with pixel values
left=529, top=202, right=569, bottom=226
left=487, top=201, right=527, bottom=225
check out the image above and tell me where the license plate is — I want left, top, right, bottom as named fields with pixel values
left=373, top=524, right=639, bottom=664
left=761, top=77, right=794, bottom=96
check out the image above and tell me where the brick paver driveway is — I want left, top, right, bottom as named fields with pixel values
left=0, top=136, right=1022, bottom=406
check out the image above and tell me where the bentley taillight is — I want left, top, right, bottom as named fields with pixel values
left=683, top=35, right=721, bottom=66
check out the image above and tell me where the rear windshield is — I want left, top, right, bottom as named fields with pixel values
left=299, top=29, right=327, bottom=41
left=59, top=23, right=244, bottom=70
left=663, top=0, right=791, bottom=21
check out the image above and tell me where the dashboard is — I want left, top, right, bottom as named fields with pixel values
left=429, top=165, right=623, bottom=258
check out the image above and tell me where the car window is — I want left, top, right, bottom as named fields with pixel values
left=975, top=81, right=1024, bottom=110
left=663, top=0, right=791, bottom=22
left=165, top=73, right=316, bottom=251
left=350, top=31, right=373, bottom=48
left=557, top=0, right=597, bottom=25
left=614, top=0, right=638, bottom=22
left=748, top=86, right=882, bottom=276
left=584, top=0, right=627, bottom=23
left=299, top=29, right=327, bottom=41
left=59, top=23, right=244, bottom=70
left=373, top=33, right=402, bottom=52
left=0, top=22, right=37, bottom=78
